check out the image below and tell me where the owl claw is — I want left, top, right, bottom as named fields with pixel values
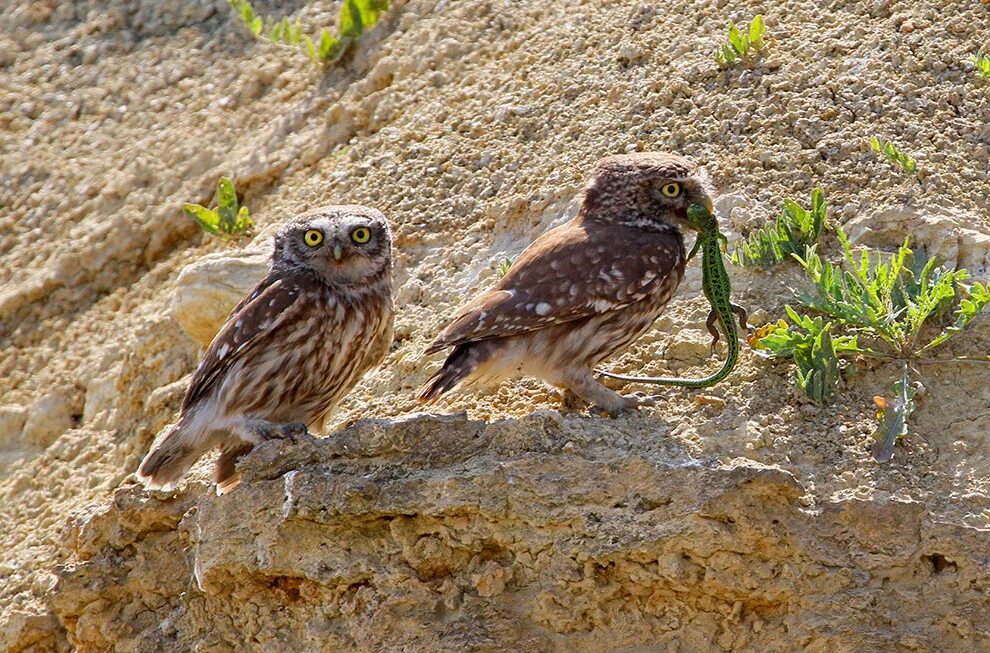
left=248, top=420, right=308, bottom=443
left=590, top=393, right=654, bottom=417
left=279, top=422, right=309, bottom=442
left=632, top=392, right=657, bottom=407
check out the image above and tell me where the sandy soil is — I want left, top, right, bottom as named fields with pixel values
left=2, top=0, right=990, bottom=650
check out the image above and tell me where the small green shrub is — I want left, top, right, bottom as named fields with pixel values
left=751, top=225, right=990, bottom=406
left=870, top=137, right=917, bottom=175
left=714, top=15, right=765, bottom=67
left=184, top=177, right=254, bottom=241
left=751, top=307, right=861, bottom=405
left=972, top=48, right=990, bottom=79
left=496, top=257, right=513, bottom=278
left=732, top=188, right=828, bottom=268
left=228, top=0, right=388, bottom=64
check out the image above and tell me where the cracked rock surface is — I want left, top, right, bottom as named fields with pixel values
left=51, top=414, right=990, bottom=652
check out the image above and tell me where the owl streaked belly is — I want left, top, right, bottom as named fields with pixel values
left=466, top=266, right=685, bottom=389
left=210, top=291, right=392, bottom=431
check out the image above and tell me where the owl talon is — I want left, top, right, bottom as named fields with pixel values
left=590, top=404, right=638, bottom=418
left=279, top=422, right=309, bottom=442
left=631, top=392, right=657, bottom=407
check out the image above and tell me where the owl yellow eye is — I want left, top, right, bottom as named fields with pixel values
left=661, top=182, right=681, bottom=198
left=304, top=229, right=324, bottom=247
left=351, top=227, right=371, bottom=244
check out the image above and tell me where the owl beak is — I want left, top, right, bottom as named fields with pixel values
left=332, top=242, right=344, bottom=261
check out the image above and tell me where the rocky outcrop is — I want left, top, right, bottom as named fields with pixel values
left=50, top=413, right=990, bottom=652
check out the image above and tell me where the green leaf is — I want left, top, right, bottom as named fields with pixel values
left=183, top=203, right=220, bottom=235
left=235, top=205, right=254, bottom=232
left=870, top=365, right=916, bottom=463
left=921, top=281, right=990, bottom=351
left=339, top=0, right=364, bottom=39
left=318, top=28, right=339, bottom=61
left=748, top=14, right=765, bottom=50
left=792, top=323, right=841, bottom=405
left=731, top=188, right=829, bottom=269
left=303, top=34, right=317, bottom=61
left=217, top=177, right=239, bottom=233
left=353, top=0, right=386, bottom=27
left=870, top=136, right=881, bottom=153
left=250, top=15, right=262, bottom=35
left=727, top=22, right=748, bottom=56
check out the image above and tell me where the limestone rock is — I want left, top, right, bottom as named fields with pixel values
left=845, top=205, right=990, bottom=277
left=171, top=246, right=271, bottom=348
left=47, top=414, right=990, bottom=652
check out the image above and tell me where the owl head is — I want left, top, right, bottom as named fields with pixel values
left=582, top=152, right=714, bottom=233
left=272, top=205, right=392, bottom=285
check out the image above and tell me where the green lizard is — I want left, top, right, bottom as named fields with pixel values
left=598, top=203, right=747, bottom=388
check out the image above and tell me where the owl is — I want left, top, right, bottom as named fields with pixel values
left=419, top=152, right=713, bottom=416
left=138, top=205, right=394, bottom=492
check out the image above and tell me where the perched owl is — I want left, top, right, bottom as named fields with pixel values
left=138, top=205, right=394, bottom=492
left=419, top=152, right=713, bottom=415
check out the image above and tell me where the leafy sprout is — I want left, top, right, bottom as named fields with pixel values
left=870, top=137, right=917, bottom=175
left=496, top=257, right=513, bottom=278
left=972, top=48, right=990, bottom=79
left=732, top=187, right=828, bottom=268
left=751, top=225, right=990, bottom=406
left=228, top=0, right=388, bottom=64
left=184, top=177, right=254, bottom=241
left=714, top=15, right=765, bottom=67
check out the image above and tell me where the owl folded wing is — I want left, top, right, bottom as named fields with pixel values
left=426, top=223, right=682, bottom=353
left=182, top=271, right=307, bottom=409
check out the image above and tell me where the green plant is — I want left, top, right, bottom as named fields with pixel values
left=972, top=48, right=990, bottom=79
left=228, top=0, right=388, bottom=64
left=870, top=364, right=917, bottom=463
left=751, top=307, right=861, bottom=404
left=495, top=257, right=513, bottom=278
left=793, top=231, right=979, bottom=356
left=732, top=187, right=828, bottom=268
left=870, top=137, right=917, bottom=175
left=184, top=177, right=254, bottom=240
left=714, top=15, right=765, bottom=67
left=751, top=225, right=990, bottom=406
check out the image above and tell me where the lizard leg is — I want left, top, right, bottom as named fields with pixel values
left=731, top=303, right=750, bottom=333
left=706, top=309, right=720, bottom=353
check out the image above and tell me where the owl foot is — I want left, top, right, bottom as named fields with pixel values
left=589, top=393, right=656, bottom=417
left=278, top=422, right=309, bottom=442
left=560, top=369, right=656, bottom=417
left=240, top=419, right=309, bottom=444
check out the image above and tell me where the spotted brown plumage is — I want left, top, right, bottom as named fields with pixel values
left=419, top=152, right=714, bottom=415
left=137, top=205, right=394, bottom=492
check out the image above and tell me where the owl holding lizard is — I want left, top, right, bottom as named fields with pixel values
left=419, top=152, right=713, bottom=415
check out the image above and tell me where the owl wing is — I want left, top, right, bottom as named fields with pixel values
left=426, top=220, right=683, bottom=353
left=181, top=270, right=309, bottom=409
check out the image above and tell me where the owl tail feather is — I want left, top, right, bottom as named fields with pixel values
left=418, top=343, right=480, bottom=402
left=136, top=415, right=203, bottom=491
left=213, top=444, right=252, bottom=495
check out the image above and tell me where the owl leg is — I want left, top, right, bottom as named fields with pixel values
left=233, top=417, right=309, bottom=444
left=214, top=418, right=309, bottom=494
left=558, top=368, right=651, bottom=417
